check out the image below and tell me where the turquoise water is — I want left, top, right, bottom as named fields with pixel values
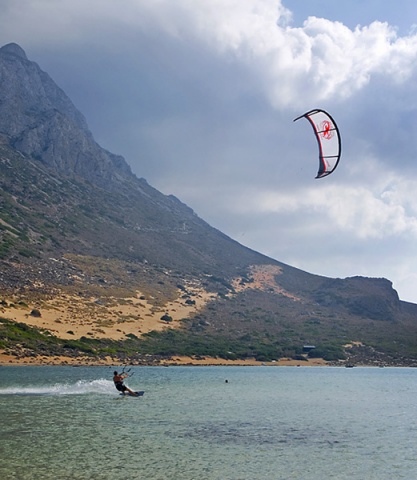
left=0, top=366, right=416, bottom=479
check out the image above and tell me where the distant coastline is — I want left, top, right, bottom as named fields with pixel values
left=3, top=354, right=417, bottom=368
left=0, top=353, right=330, bottom=367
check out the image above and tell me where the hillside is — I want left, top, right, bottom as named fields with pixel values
left=1, top=42, right=417, bottom=367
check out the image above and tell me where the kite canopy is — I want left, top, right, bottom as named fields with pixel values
left=293, top=109, right=341, bottom=179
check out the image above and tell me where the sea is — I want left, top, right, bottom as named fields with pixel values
left=0, top=365, right=416, bottom=480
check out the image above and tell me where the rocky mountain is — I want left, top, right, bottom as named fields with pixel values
left=1, top=42, right=417, bottom=366
left=0, top=42, right=131, bottom=188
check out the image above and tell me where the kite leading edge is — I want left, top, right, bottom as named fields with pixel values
left=293, top=109, right=341, bottom=179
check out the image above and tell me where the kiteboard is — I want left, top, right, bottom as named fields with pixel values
left=120, top=391, right=144, bottom=397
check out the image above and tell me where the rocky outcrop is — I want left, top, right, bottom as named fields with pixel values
left=0, top=43, right=132, bottom=189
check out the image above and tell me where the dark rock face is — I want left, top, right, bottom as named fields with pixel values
left=343, top=277, right=401, bottom=321
left=314, top=276, right=401, bottom=321
left=0, top=43, right=132, bottom=189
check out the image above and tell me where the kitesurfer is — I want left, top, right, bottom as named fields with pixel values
left=113, top=371, right=136, bottom=395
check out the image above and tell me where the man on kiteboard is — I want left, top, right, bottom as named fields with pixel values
left=113, top=370, right=136, bottom=395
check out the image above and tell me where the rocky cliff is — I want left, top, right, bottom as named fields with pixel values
left=0, top=43, right=131, bottom=188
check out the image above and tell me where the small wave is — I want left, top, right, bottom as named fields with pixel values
left=0, top=378, right=115, bottom=396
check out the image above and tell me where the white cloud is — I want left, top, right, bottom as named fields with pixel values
left=4, top=1, right=417, bottom=109
left=232, top=180, right=417, bottom=239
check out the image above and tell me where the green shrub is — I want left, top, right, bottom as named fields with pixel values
left=308, top=345, right=346, bottom=361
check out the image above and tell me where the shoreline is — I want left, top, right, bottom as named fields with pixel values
left=0, top=352, right=330, bottom=367
left=2, top=352, right=412, bottom=368
left=1, top=353, right=412, bottom=367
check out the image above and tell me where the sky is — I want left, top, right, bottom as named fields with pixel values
left=1, top=0, right=417, bottom=302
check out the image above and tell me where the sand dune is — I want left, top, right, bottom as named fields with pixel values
left=0, top=285, right=214, bottom=341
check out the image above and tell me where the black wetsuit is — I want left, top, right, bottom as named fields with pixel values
left=114, top=381, right=127, bottom=392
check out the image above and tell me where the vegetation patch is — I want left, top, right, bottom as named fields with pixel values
left=0, top=316, right=344, bottom=363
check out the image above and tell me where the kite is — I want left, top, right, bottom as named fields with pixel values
left=293, top=109, right=341, bottom=179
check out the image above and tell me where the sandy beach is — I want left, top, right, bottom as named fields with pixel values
left=0, top=352, right=328, bottom=367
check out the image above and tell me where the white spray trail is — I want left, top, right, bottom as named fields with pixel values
left=0, top=379, right=115, bottom=396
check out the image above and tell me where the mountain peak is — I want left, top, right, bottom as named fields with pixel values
left=0, top=42, right=134, bottom=190
left=0, top=42, right=28, bottom=60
